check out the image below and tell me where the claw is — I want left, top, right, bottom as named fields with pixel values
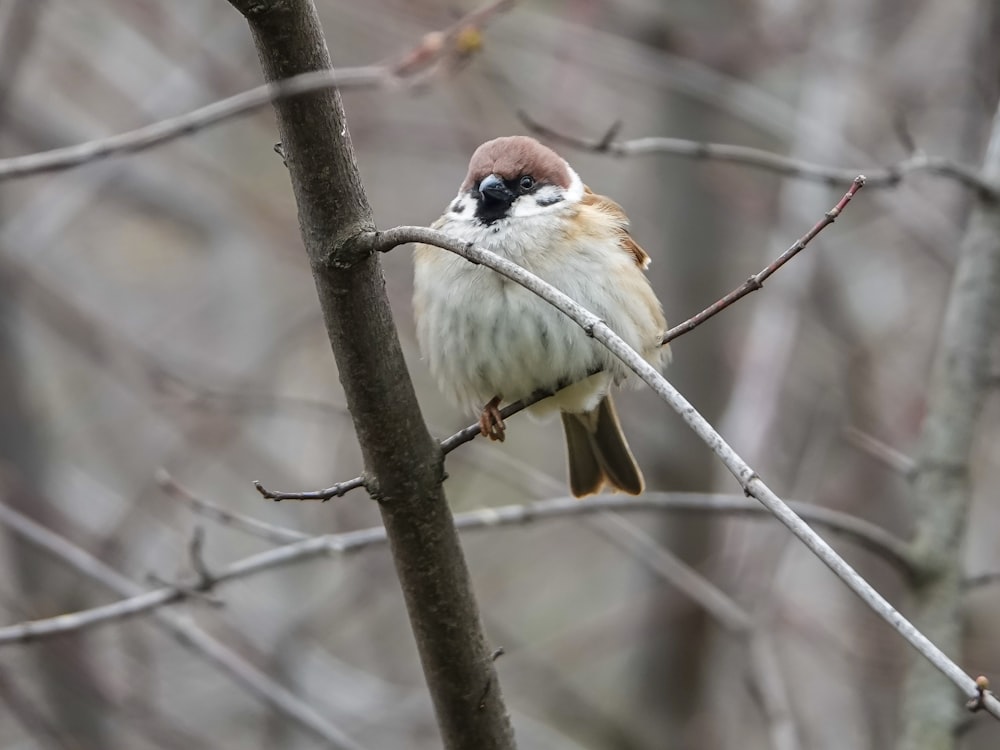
left=478, top=396, right=505, bottom=442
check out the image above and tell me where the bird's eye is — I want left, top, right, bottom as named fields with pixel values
left=518, top=175, right=535, bottom=192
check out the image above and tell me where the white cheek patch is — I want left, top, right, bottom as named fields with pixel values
left=446, top=191, right=474, bottom=219
left=509, top=194, right=553, bottom=218
left=507, top=164, right=583, bottom=219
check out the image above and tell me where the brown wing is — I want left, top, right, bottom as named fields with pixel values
left=580, top=186, right=651, bottom=269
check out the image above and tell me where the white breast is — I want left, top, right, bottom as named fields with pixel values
left=414, top=204, right=666, bottom=416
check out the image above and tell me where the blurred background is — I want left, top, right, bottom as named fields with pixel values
left=1, top=0, right=999, bottom=748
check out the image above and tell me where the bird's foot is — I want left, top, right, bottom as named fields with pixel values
left=478, top=397, right=505, bottom=442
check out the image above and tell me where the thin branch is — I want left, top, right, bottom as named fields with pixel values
left=661, top=176, right=865, bottom=344
left=595, top=512, right=750, bottom=631
left=748, top=632, right=801, bottom=750
left=470, top=494, right=914, bottom=570
left=843, top=426, right=917, bottom=477
left=0, top=489, right=365, bottom=750
left=1, top=491, right=915, bottom=645
left=205, top=480, right=921, bottom=575
left=962, top=572, right=1000, bottom=590
left=157, top=469, right=310, bottom=544
left=519, top=112, right=1000, bottom=200
left=187, top=526, right=214, bottom=589
left=253, top=392, right=550, bottom=500
left=255, top=475, right=366, bottom=502
left=148, top=363, right=353, bottom=422
left=0, top=0, right=513, bottom=182
left=594, top=512, right=801, bottom=750
left=371, top=223, right=1000, bottom=720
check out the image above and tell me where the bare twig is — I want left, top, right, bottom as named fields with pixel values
left=0, top=491, right=913, bottom=644
left=661, top=176, right=865, bottom=344
left=187, top=526, right=214, bottom=589
left=596, top=512, right=750, bottom=630
left=388, top=0, right=514, bottom=77
left=748, top=632, right=800, bottom=750
left=843, top=427, right=917, bottom=477
left=595, top=513, right=801, bottom=750
left=144, top=572, right=224, bottom=608
left=0, top=490, right=365, bottom=750
left=157, top=469, right=310, bottom=544
left=0, top=0, right=513, bottom=182
left=963, top=572, right=1000, bottom=590
left=518, top=112, right=999, bottom=200
left=253, top=393, right=551, bottom=500
left=254, top=476, right=366, bottom=502
left=370, top=223, right=1000, bottom=720
left=180, top=480, right=919, bottom=572
left=148, top=364, right=352, bottom=422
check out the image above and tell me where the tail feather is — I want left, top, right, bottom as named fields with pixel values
left=591, top=396, right=644, bottom=495
left=561, top=396, right=644, bottom=498
left=562, top=410, right=605, bottom=497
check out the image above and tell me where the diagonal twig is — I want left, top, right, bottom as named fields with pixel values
left=594, top=512, right=802, bottom=750
left=157, top=469, right=310, bottom=544
left=661, top=176, right=865, bottom=343
left=842, top=426, right=917, bottom=477
left=367, top=218, right=1000, bottom=720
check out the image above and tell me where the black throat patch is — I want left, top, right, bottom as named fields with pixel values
left=474, top=192, right=514, bottom=225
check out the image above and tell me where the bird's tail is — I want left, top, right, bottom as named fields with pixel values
left=561, top=395, right=644, bottom=498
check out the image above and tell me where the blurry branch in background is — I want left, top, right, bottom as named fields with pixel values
left=148, top=363, right=353, bottom=422
left=158, top=470, right=310, bottom=544
left=595, top=514, right=801, bottom=750
left=0, top=473, right=366, bottom=750
left=256, top=179, right=863, bottom=501
left=519, top=111, right=1000, bottom=199
left=0, top=486, right=916, bottom=644
left=842, top=426, right=917, bottom=478
left=175, top=470, right=916, bottom=569
left=0, top=0, right=513, bottom=181
left=962, top=572, right=1000, bottom=590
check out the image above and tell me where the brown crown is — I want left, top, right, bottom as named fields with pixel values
left=461, top=136, right=571, bottom=192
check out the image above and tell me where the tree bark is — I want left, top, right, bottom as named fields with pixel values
left=897, top=102, right=1000, bottom=750
left=223, top=2, right=516, bottom=748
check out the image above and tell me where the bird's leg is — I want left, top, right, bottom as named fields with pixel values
left=478, top=396, right=505, bottom=442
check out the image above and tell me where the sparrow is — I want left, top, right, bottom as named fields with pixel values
left=413, top=136, right=669, bottom=497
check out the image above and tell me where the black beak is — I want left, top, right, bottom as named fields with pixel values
left=478, top=174, right=515, bottom=206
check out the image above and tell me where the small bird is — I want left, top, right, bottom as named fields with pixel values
left=413, top=136, right=669, bottom=497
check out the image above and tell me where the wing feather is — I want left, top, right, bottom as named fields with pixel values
left=580, top=187, right=651, bottom=269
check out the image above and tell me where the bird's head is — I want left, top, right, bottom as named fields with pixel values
left=453, top=136, right=584, bottom=226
